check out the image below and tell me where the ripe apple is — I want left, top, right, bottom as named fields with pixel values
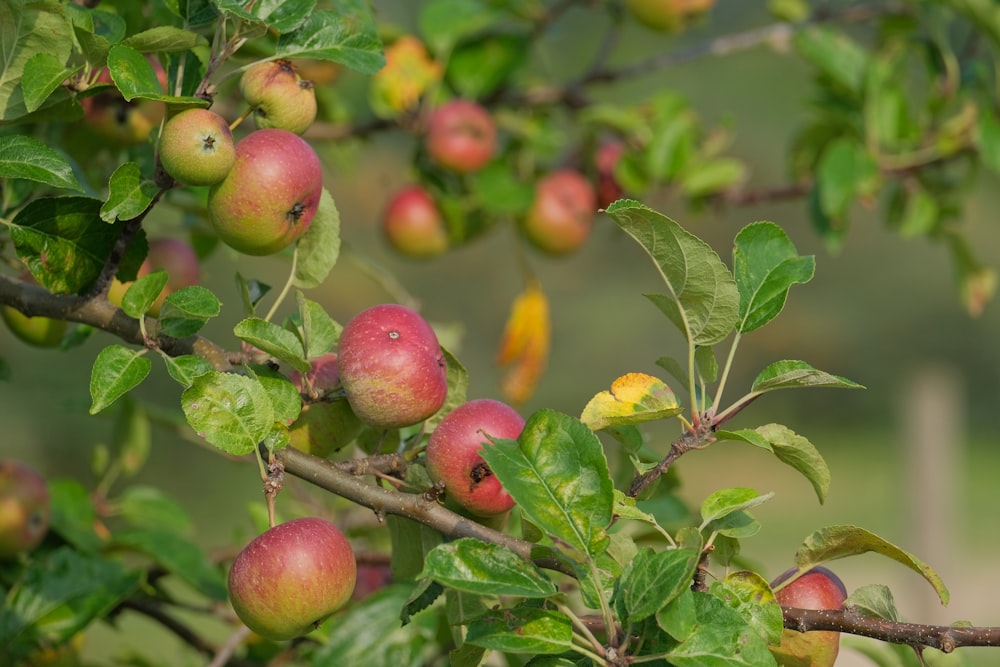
left=287, top=353, right=363, bottom=457
left=770, top=566, right=847, bottom=667
left=425, top=99, right=497, bottom=173
left=228, top=517, right=356, bottom=641
left=624, top=0, right=715, bottom=32
left=0, top=460, right=51, bottom=559
left=108, top=237, right=200, bottom=317
left=594, top=140, right=626, bottom=208
left=158, top=108, right=236, bottom=186
left=1, top=271, right=67, bottom=348
left=425, top=399, right=523, bottom=517
left=239, top=59, right=318, bottom=135
left=337, top=304, right=448, bottom=429
left=522, top=169, right=597, bottom=255
left=207, top=128, right=323, bottom=255
left=81, top=57, right=168, bottom=146
left=381, top=185, right=449, bottom=258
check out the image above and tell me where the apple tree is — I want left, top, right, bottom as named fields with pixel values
left=2, top=1, right=1000, bottom=666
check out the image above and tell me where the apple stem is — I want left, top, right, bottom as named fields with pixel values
left=229, top=105, right=255, bottom=132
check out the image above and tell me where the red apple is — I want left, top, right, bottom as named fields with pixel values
left=158, top=108, right=236, bottom=186
left=425, top=399, right=523, bottom=517
left=337, top=304, right=448, bottom=429
left=770, top=566, right=847, bottom=667
left=287, top=353, right=363, bottom=457
left=381, top=185, right=449, bottom=258
left=108, top=237, right=200, bottom=317
left=228, top=517, right=356, bottom=641
left=207, top=129, right=323, bottom=255
left=239, top=59, right=318, bottom=135
left=425, top=99, right=497, bottom=173
left=0, top=460, right=50, bottom=559
left=595, top=140, right=626, bottom=208
left=522, top=169, right=597, bottom=255
left=81, top=57, right=168, bottom=146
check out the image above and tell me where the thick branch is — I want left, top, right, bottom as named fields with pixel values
left=276, top=445, right=575, bottom=577
left=784, top=607, right=1000, bottom=652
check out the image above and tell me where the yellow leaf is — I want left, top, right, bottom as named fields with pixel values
left=580, top=372, right=681, bottom=431
left=496, top=280, right=550, bottom=405
left=368, top=35, right=443, bottom=118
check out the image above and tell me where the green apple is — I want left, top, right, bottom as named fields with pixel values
left=425, top=398, right=523, bottom=516
left=771, top=566, right=847, bottom=667
left=159, top=108, right=236, bottom=186
left=239, top=59, right=318, bottom=135
left=207, top=128, right=323, bottom=255
left=337, top=304, right=448, bottom=429
left=0, top=460, right=50, bottom=559
left=228, top=518, right=356, bottom=641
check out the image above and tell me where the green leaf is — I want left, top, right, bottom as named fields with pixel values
left=710, top=570, right=784, bottom=645
left=0, top=547, right=142, bottom=654
left=665, top=592, right=778, bottom=667
left=481, top=409, right=614, bottom=559
left=48, top=479, right=104, bottom=553
left=794, top=525, right=949, bottom=604
left=617, top=547, right=701, bottom=622
left=679, top=157, right=747, bottom=198
left=606, top=200, right=739, bottom=346
left=117, top=484, right=193, bottom=536
left=447, top=32, right=527, bottom=99
left=0, top=135, right=82, bottom=191
left=293, top=292, right=341, bottom=357
left=750, top=360, right=864, bottom=394
left=388, top=515, right=444, bottom=580
left=111, top=397, right=151, bottom=476
left=793, top=25, right=869, bottom=96
left=700, top=488, right=774, bottom=527
left=816, top=137, right=881, bottom=221
left=89, top=345, right=152, bottom=414
left=21, top=52, right=79, bottom=114
left=10, top=196, right=117, bottom=294
left=465, top=604, right=574, bottom=655
left=250, top=363, right=302, bottom=427
left=107, top=44, right=165, bottom=101
left=0, top=0, right=74, bottom=121
left=844, top=584, right=900, bottom=622
left=421, top=538, right=558, bottom=598
left=717, top=424, right=831, bottom=505
left=424, top=346, right=468, bottom=432
left=733, top=221, right=815, bottom=333
left=181, top=370, right=276, bottom=455
left=160, top=353, right=213, bottom=386
left=121, top=270, right=169, bottom=318
left=658, top=587, right=698, bottom=641
left=100, top=162, right=160, bottom=222
left=976, top=104, right=1000, bottom=174
left=471, top=162, right=536, bottom=216
left=275, top=3, right=385, bottom=75
left=157, top=285, right=220, bottom=337
left=121, top=26, right=203, bottom=52
left=294, top=187, right=341, bottom=289
left=580, top=372, right=681, bottom=431
left=419, top=0, right=502, bottom=56
left=234, top=317, right=309, bottom=372
left=113, top=528, right=228, bottom=601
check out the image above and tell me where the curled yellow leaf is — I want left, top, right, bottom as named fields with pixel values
left=496, top=280, right=550, bottom=405
left=580, top=372, right=681, bottom=431
left=368, top=35, right=443, bottom=117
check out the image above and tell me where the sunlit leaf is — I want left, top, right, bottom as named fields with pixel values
left=294, top=188, right=341, bottom=289
left=181, top=371, right=275, bottom=455
left=665, top=592, right=778, bottom=667
left=158, top=285, right=220, bottom=338
left=750, top=360, right=864, bottom=394
left=0, top=135, right=82, bottom=191
left=89, top=345, right=151, bottom=414
left=710, top=570, right=783, bottom=645
left=0, top=0, right=74, bottom=121
left=275, top=2, right=385, bottom=75
left=581, top=372, right=680, bottom=431
left=844, top=584, right=901, bottom=622
left=120, top=270, right=168, bottom=319
left=465, top=604, right=574, bottom=655
left=234, top=317, right=309, bottom=372
left=420, top=538, right=557, bottom=598
left=617, top=547, right=700, bottom=622
left=700, top=488, right=774, bottom=527
left=717, top=424, right=831, bottom=504
left=100, top=161, right=160, bottom=222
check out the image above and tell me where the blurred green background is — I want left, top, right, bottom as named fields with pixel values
left=4, top=2, right=1000, bottom=665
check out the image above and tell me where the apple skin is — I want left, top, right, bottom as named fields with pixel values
left=0, top=460, right=51, bottom=559
left=108, top=237, right=200, bottom=317
left=595, top=140, right=626, bottom=208
left=287, top=353, right=363, bottom=457
left=337, top=304, right=448, bottom=429
left=425, top=399, right=523, bottom=517
left=81, top=57, right=168, bottom=146
left=239, top=59, right=318, bottom=135
left=382, top=185, right=449, bottom=258
left=522, top=169, right=597, bottom=255
left=159, top=108, right=236, bottom=186
left=228, top=517, right=357, bottom=641
left=770, top=566, right=847, bottom=667
left=207, top=128, right=323, bottom=256
left=425, top=99, right=497, bottom=173
left=624, top=0, right=715, bottom=31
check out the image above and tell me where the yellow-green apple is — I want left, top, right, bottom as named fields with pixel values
left=158, top=108, right=236, bottom=186
left=1, top=271, right=66, bottom=348
left=337, top=304, right=448, bottom=429
left=239, top=59, right=318, bottom=135
left=207, top=129, right=323, bottom=255
left=287, top=353, right=363, bottom=457
left=770, top=566, right=847, bottom=667
left=228, top=517, right=356, bottom=641
left=522, top=169, right=597, bottom=255
left=81, top=57, right=168, bottom=146
left=381, top=185, right=449, bottom=258
left=624, top=0, right=715, bottom=32
left=0, top=460, right=50, bottom=559
left=425, top=99, right=497, bottom=173
left=425, top=399, right=523, bottom=517
left=108, top=237, right=200, bottom=317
